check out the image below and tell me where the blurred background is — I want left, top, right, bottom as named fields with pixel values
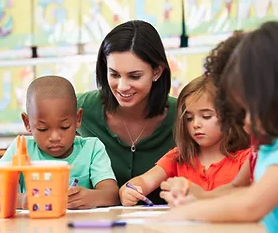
left=0, top=0, right=277, bottom=147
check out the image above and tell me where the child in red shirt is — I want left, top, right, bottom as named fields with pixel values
left=160, top=32, right=257, bottom=207
left=119, top=75, right=250, bottom=206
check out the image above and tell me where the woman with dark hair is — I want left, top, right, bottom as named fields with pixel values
left=77, top=20, right=177, bottom=204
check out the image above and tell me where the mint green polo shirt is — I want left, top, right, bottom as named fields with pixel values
left=1, top=136, right=116, bottom=192
left=77, top=90, right=177, bottom=204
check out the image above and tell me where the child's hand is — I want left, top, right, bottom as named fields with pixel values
left=119, top=184, right=146, bottom=206
left=160, top=191, right=196, bottom=207
left=68, top=186, right=94, bottom=209
left=161, top=177, right=190, bottom=196
left=160, top=177, right=191, bottom=207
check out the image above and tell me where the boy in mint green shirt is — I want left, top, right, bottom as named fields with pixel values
left=1, top=75, right=119, bottom=210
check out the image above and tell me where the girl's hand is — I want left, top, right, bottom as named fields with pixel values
left=119, top=184, right=146, bottom=206
left=160, top=191, right=196, bottom=207
left=161, top=177, right=190, bottom=196
left=67, top=186, right=94, bottom=209
left=160, top=177, right=191, bottom=207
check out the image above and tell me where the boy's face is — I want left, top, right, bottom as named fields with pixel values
left=22, top=98, right=83, bottom=159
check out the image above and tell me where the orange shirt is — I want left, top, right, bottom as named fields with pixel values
left=156, top=147, right=250, bottom=191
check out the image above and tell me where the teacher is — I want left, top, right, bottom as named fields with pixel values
left=77, top=20, right=177, bottom=204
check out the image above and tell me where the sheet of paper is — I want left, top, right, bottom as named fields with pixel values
left=119, top=211, right=166, bottom=218
left=122, top=218, right=204, bottom=225
left=110, top=205, right=169, bottom=210
left=66, top=207, right=110, bottom=213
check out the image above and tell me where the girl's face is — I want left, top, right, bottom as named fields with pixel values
left=244, top=110, right=266, bottom=137
left=106, top=51, right=163, bottom=110
left=185, top=94, right=223, bottom=148
left=230, top=88, right=265, bottom=137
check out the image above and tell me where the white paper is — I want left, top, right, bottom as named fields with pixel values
left=122, top=218, right=204, bottom=225
left=119, top=211, right=166, bottom=218
left=110, top=205, right=170, bottom=210
left=66, top=207, right=110, bottom=213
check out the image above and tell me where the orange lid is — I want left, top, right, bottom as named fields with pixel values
left=12, top=135, right=31, bottom=166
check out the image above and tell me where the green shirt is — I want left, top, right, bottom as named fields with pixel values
left=77, top=90, right=177, bottom=204
left=1, top=136, right=116, bottom=192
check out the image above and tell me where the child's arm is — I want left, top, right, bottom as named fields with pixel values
left=67, top=179, right=119, bottom=209
left=159, top=165, right=278, bottom=222
left=161, top=157, right=251, bottom=206
left=68, top=138, right=119, bottom=209
left=119, top=165, right=168, bottom=206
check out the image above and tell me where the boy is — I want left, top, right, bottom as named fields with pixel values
left=1, top=76, right=119, bottom=209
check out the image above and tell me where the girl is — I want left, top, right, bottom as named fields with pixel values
left=119, top=75, right=250, bottom=206
left=159, top=21, right=278, bottom=233
left=160, top=31, right=258, bottom=206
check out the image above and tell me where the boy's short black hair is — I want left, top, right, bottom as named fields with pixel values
left=26, top=75, right=77, bottom=114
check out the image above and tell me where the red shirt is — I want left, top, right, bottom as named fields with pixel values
left=156, top=147, right=251, bottom=191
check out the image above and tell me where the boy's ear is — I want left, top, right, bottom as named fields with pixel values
left=152, top=66, right=164, bottom=82
left=21, top=113, right=31, bottom=132
left=76, top=108, right=83, bottom=129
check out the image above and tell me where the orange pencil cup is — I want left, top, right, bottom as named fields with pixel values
left=0, top=135, right=70, bottom=219
left=23, top=161, right=70, bottom=219
left=0, top=163, right=20, bottom=218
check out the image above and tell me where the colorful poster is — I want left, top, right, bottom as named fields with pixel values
left=35, top=59, right=97, bottom=94
left=167, top=48, right=209, bottom=97
left=0, top=66, right=35, bottom=135
left=81, top=0, right=135, bottom=51
left=184, top=0, right=278, bottom=36
left=101, top=0, right=132, bottom=29
left=33, top=0, right=79, bottom=46
left=131, top=0, right=183, bottom=37
left=0, top=0, right=32, bottom=52
left=80, top=0, right=114, bottom=46
left=237, top=0, right=278, bottom=30
left=184, top=0, right=238, bottom=36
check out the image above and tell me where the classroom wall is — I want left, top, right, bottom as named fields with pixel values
left=0, top=0, right=277, bottom=146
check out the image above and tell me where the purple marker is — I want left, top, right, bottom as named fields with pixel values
left=143, top=204, right=169, bottom=207
left=70, top=178, right=79, bottom=187
left=126, top=182, right=154, bottom=206
left=68, top=220, right=126, bottom=228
